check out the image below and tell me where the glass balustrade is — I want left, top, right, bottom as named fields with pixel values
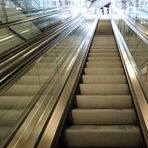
left=0, top=0, right=87, bottom=55
left=114, top=15, right=148, bottom=91
left=0, top=0, right=86, bottom=23
left=0, top=16, right=95, bottom=146
left=111, top=0, right=148, bottom=36
left=128, top=7, right=148, bottom=28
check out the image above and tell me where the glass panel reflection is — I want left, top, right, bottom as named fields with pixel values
left=0, top=0, right=87, bottom=55
left=114, top=15, right=148, bottom=91
left=112, top=0, right=148, bottom=36
left=0, top=17, right=94, bottom=146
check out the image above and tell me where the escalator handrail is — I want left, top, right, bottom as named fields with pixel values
left=6, top=16, right=89, bottom=148
left=37, top=17, right=99, bottom=148
left=111, top=19, right=148, bottom=146
left=112, top=6, right=148, bottom=44
left=0, top=16, right=73, bottom=61
left=0, top=5, right=83, bottom=29
left=6, top=5, right=67, bottom=16
left=0, top=10, right=66, bottom=29
left=0, top=16, right=82, bottom=90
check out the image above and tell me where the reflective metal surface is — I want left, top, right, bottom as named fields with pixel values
left=111, top=19, right=148, bottom=146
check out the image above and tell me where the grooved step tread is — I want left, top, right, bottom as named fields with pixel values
left=84, top=68, right=124, bottom=75
left=87, top=57, right=121, bottom=62
left=0, top=127, right=12, bottom=143
left=92, top=41, right=116, bottom=43
left=91, top=45, right=116, bottom=48
left=65, top=125, right=142, bottom=147
left=82, top=75, right=127, bottom=84
left=0, top=96, right=32, bottom=109
left=5, top=85, right=40, bottom=96
left=72, top=109, right=136, bottom=125
left=89, top=52, right=119, bottom=56
left=26, top=68, right=53, bottom=75
left=92, top=43, right=116, bottom=45
left=76, top=95, right=132, bottom=108
left=80, top=84, right=129, bottom=95
left=36, top=62, right=55, bottom=68
left=86, top=62, right=122, bottom=68
left=0, top=110, right=23, bottom=126
left=90, top=49, right=118, bottom=52
left=16, top=75, right=48, bottom=84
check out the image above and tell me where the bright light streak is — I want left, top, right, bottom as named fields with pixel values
left=0, top=35, right=14, bottom=42
left=20, top=29, right=30, bottom=34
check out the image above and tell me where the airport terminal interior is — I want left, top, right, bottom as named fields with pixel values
left=0, top=0, right=148, bottom=147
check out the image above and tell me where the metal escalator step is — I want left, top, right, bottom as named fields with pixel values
left=72, top=109, right=136, bottom=125
left=45, top=50, right=62, bottom=55
left=91, top=43, right=116, bottom=46
left=76, top=95, right=132, bottom=108
left=93, top=35, right=114, bottom=37
left=80, top=84, right=129, bottom=95
left=82, top=75, right=127, bottom=84
left=86, top=62, right=122, bottom=68
left=134, top=56, right=148, bottom=62
left=36, top=62, right=55, bottom=68
left=65, top=125, right=142, bottom=147
left=0, top=109, right=23, bottom=126
left=44, top=53, right=60, bottom=57
left=26, top=68, right=53, bottom=75
left=87, top=57, right=120, bottom=62
left=91, top=41, right=116, bottom=44
left=90, top=49, right=118, bottom=52
left=89, top=52, right=119, bottom=56
left=40, top=57, right=57, bottom=62
left=5, top=85, right=40, bottom=96
left=16, top=75, right=48, bottom=84
left=92, top=40, right=115, bottom=43
left=90, top=49, right=117, bottom=51
left=132, top=50, right=148, bottom=56
left=0, top=96, right=32, bottom=109
left=84, top=68, right=124, bottom=75
left=92, top=39, right=115, bottom=41
left=93, top=36, right=114, bottom=38
left=45, top=53, right=64, bottom=57
left=91, top=45, right=116, bottom=48
left=0, top=127, right=11, bottom=143
left=92, top=41, right=116, bottom=44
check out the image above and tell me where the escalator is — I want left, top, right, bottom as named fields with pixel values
left=60, top=19, right=145, bottom=147
left=0, top=16, right=93, bottom=146
left=0, top=36, right=75, bottom=144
